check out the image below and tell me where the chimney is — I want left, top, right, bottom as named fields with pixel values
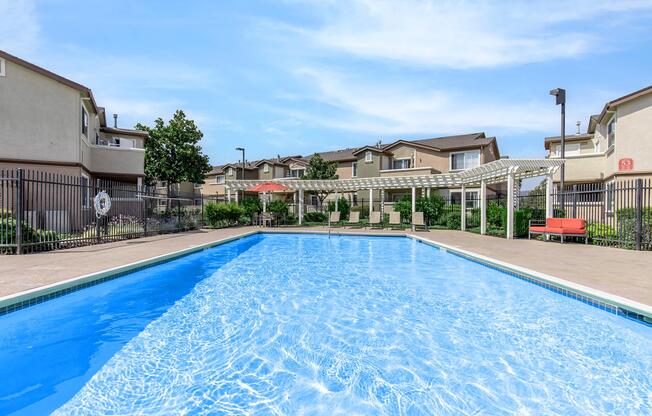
left=113, top=114, right=118, bottom=128
left=576, top=121, right=581, bottom=135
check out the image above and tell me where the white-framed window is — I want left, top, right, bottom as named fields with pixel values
left=227, top=167, right=234, bottom=176
left=263, top=163, right=270, bottom=173
left=194, top=182, right=202, bottom=189
left=81, top=105, right=89, bottom=137
left=450, top=150, right=480, bottom=171
left=215, top=175, right=225, bottom=184
left=310, top=195, right=319, bottom=205
left=607, top=118, right=616, bottom=149
left=352, top=161, right=357, bottom=177
left=552, top=142, right=581, bottom=157
left=450, top=190, right=479, bottom=208
left=289, top=168, right=304, bottom=178
left=81, top=174, right=90, bottom=208
left=365, top=151, right=373, bottom=163
left=605, top=179, right=615, bottom=213
left=0, top=58, right=5, bottom=77
left=392, top=157, right=411, bottom=170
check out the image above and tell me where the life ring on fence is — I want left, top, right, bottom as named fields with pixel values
left=94, top=190, right=112, bottom=218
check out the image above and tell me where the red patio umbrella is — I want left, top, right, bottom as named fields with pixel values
left=246, top=182, right=289, bottom=192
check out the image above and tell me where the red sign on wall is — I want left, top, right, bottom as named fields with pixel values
left=618, top=158, right=634, bottom=172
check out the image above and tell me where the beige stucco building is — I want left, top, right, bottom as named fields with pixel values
left=200, top=133, right=505, bottom=209
left=545, top=85, right=652, bottom=186
left=0, top=50, right=148, bottom=186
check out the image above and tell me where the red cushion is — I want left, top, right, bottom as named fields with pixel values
left=559, top=228, right=587, bottom=235
left=544, top=227, right=565, bottom=234
left=529, top=226, right=547, bottom=233
left=562, top=218, right=586, bottom=230
left=546, top=218, right=563, bottom=228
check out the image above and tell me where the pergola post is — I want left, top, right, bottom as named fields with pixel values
left=335, top=191, right=339, bottom=211
left=411, top=186, right=416, bottom=231
left=369, top=188, right=373, bottom=217
left=461, top=184, right=466, bottom=231
left=298, top=189, right=304, bottom=225
left=262, top=191, right=267, bottom=213
left=235, top=189, right=239, bottom=204
left=227, top=188, right=232, bottom=203
left=507, top=171, right=515, bottom=239
left=426, top=187, right=431, bottom=198
left=545, top=172, right=554, bottom=219
left=380, top=188, right=385, bottom=219
left=480, top=179, right=487, bottom=235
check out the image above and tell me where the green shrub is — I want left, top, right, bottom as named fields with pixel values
left=241, top=197, right=262, bottom=217
left=268, top=200, right=289, bottom=216
left=445, top=211, right=461, bottom=230
left=416, top=195, right=445, bottom=225
left=327, top=197, right=351, bottom=220
left=587, top=223, right=617, bottom=240
left=303, top=212, right=327, bottom=223
left=351, top=205, right=369, bottom=220
left=513, top=208, right=532, bottom=238
left=393, top=196, right=413, bottom=223
left=487, top=201, right=505, bottom=228
left=0, top=217, right=60, bottom=253
left=204, top=202, right=243, bottom=227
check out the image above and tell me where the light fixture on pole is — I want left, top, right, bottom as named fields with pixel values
left=549, top=88, right=566, bottom=209
left=235, top=147, right=245, bottom=202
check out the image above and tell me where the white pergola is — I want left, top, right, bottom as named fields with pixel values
left=225, top=159, right=564, bottom=238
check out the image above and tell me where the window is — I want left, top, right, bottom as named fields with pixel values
left=0, top=58, right=5, bottom=77
left=194, top=182, right=202, bottom=189
left=450, top=190, right=479, bottom=208
left=607, top=118, right=616, bottom=149
left=450, top=150, right=480, bottom=171
left=365, top=151, right=373, bottom=163
left=289, top=168, right=304, bottom=178
left=159, top=180, right=167, bottom=187
left=352, top=161, right=357, bottom=177
left=310, top=195, right=319, bottom=205
left=81, top=106, right=88, bottom=137
left=392, top=158, right=411, bottom=170
left=227, top=167, right=234, bottom=176
left=215, top=175, right=225, bottom=184
left=263, top=164, right=269, bottom=173
left=81, top=174, right=90, bottom=208
left=552, top=142, right=581, bottom=157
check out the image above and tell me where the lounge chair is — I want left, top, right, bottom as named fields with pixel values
left=388, top=212, right=402, bottom=230
left=260, top=212, right=275, bottom=228
left=329, top=211, right=341, bottom=227
left=368, top=211, right=382, bottom=229
left=345, top=211, right=361, bottom=227
left=412, top=211, right=427, bottom=231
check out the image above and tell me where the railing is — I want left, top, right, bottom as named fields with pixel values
left=1, top=169, right=202, bottom=254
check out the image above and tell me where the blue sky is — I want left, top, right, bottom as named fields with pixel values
left=2, top=0, right=652, bottom=169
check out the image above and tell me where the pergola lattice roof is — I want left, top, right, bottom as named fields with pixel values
left=224, top=159, right=564, bottom=191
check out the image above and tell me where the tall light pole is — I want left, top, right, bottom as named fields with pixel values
left=550, top=88, right=566, bottom=210
left=235, top=147, right=245, bottom=202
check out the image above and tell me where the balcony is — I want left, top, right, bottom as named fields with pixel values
left=379, top=166, right=440, bottom=177
left=89, top=144, right=145, bottom=176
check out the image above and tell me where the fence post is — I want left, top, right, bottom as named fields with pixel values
left=635, top=179, right=643, bottom=251
left=15, top=169, right=24, bottom=255
left=177, top=199, right=182, bottom=230
left=95, top=179, right=101, bottom=244
left=200, top=196, right=204, bottom=228
left=572, top=184, right=578, bottom=218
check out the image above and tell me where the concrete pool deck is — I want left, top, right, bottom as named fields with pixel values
left=1, top=226, right=651, bottom=308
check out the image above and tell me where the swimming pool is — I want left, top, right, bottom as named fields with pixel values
left=0, top=233, right=650, bottom=415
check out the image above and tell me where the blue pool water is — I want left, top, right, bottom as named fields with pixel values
left=0, top=234, right=650, bottom=415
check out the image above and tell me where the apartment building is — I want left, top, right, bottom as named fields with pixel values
left=200, top=132, right=504, bottom=207
left=545, top=85, right=652, bottom=186
left=0, top=50, right=148, bottom=187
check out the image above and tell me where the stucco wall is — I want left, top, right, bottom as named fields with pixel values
left=614, top=93, right=652, bottom=174
left=0, top=59, right=82, bottom=163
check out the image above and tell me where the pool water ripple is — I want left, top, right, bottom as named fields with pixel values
left=4, top=234, right=652, bottom=415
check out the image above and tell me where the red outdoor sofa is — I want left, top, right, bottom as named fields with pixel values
left=528, top=218, right=588, bottom=244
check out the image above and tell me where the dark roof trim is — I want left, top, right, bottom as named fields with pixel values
left=351, top=145, right=389, bottom=155
left=100, top=126, right=149, bottom=138
left=595, top=85, right=652, bottom=124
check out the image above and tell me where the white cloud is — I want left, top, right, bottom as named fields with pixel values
left=289, top=0, right=652, bottom=68
left=0, top=0, right=39, bottom=53
left=289, top=67, right=557, bottom=135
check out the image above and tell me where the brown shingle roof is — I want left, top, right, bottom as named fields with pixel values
left=385, top=133, right=491, bottom=151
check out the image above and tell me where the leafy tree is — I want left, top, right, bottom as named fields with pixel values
left=136, top=110, right=211, bottom=203
left=302, top=153, right=338, bottom=206
left=327, top=197, right=351, bottom=220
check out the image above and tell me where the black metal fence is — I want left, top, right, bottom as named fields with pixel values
left=552, top=180, right=652, bottom=250
left=1, top=169, right=202, bottom=254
